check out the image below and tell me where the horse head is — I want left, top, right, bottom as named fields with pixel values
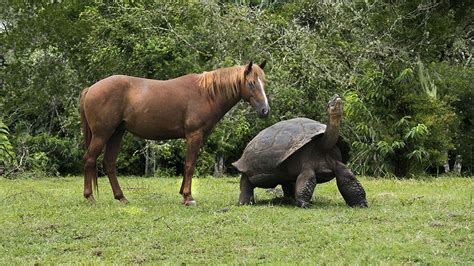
left=241, top=60, right=270, bottom=118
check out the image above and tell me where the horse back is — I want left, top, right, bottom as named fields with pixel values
left=83, top=74, right=206, bottom=140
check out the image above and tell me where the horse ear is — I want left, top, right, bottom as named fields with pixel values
left=244, top=61, right=253, bottom=76
left=259, top=60, right=267, bottom=70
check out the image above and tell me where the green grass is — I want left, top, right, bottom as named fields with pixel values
left=0, top=176, right=472, bottom=264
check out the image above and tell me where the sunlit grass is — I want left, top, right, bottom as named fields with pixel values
left=0, top=176, right=472, bottom=264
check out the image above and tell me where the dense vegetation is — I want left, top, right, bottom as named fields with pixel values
left=0, top=0, right=472, bottom=177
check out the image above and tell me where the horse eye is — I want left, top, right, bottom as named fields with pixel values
left=248, top=81, right=255, bottom=89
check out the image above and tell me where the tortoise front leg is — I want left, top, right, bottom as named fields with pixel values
left=295, top=169, right=317, bottom=208
left=334, top=162, right=368, bottom=208
left=239, top=174, right=255, bottom=205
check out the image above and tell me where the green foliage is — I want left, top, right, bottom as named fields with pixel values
left=345, top=63, right=457, bottom=177
left=0, top=176, right=472, bottom=264
left=114, top=134, right=146, bottom=175
left=0, top=119, right=14, bottom=167
left=1, top=0, right=472, bottom=177
left=12, top=132, right=82, bottom=175
left=430, top=63, right=474, bottom=174
left=146, top=139, right=185, bottom=177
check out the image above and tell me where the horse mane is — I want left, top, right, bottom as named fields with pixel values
left=198, top=65, right=264, bottom=99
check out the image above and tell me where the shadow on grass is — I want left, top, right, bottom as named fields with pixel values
left=250, top=188, right=344, bottom=208
left=253, top=196, right=344, bottom=209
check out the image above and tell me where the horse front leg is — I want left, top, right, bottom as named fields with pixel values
left=180, top=131, right=203, bottom=206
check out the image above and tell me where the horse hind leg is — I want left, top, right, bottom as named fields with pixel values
left=103, top=127, right=128, bottom=203
left=84, top=135, right=108, bottom=202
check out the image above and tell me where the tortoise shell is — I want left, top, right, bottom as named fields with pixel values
left=232, top=117, right=349, bottom=174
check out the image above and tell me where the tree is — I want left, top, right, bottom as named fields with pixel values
left=0, top=0, right=471, bottom=177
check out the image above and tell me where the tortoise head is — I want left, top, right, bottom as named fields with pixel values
left=327, top=94, right=343, bottom=123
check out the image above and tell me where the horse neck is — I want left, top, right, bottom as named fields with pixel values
left=208, top=92, right=241, bottom=122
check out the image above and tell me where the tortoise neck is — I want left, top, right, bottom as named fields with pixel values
left=320, top=113, right=341, bottom=150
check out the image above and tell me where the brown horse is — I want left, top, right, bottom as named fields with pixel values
left=79, top=61, right=269, bottom=205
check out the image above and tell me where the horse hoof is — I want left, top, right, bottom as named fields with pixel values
left=86, top=196, right=96, bottom=203
left=184, top=200, right=197, bottom=206
left=119, top=197, right=129, bottom=204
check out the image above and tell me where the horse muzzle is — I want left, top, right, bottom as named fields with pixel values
left=259, top=106, right=270, bottom=118
left=250, top=98, right=270, bottom=118
left=255, top=104, right=270, bottom=118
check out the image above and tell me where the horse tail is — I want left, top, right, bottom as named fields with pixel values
left=79, top=87, right=92, bottom=150
left=79, top=87, right=98, bottom=195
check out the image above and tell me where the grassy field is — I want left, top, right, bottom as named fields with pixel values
left=0, top=176, right=472, bottom=264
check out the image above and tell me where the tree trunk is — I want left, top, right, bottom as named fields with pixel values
left=394, top=150, right=408, bottom=177
left=213, top=155, right=224, bottom=177
left=144, top=140, right=156, bottom=176
left=453, top=155, right=462, bottom=175
left=443, top=160, right=450, bottom=173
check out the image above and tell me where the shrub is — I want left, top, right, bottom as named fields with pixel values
left=0, top=120, right=14, bottom=174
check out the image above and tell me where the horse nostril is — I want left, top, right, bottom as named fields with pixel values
left=261, top=107, right=269, bottom=116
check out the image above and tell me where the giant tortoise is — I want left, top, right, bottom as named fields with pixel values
left=232, top=95, right=368, bottom=208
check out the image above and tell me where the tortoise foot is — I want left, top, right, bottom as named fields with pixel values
left=239, top=200, right=255, bottom=206
left=239, top=196, right=255, bottom=206
left=296, top=199, right=311, bottom=208
left=349, top=200, right=368, bottom=208
left=283, top=197, right=297, bottom=205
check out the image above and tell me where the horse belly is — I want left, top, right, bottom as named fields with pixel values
left=124, top=112, right=186, bottom=140
left=123, top=90, right=187, bottom=140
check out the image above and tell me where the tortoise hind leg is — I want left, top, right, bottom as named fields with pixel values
left=239, top=174, right=255, bottom=205
left=282, top=182, right=298, bottom=205
left=334, top=162, right=368, bottom=207
left=282, top=182, right=295, bottom=199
